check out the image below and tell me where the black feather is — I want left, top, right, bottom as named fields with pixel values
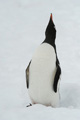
left=26, top=61, right=31, bottom=89
left=53, top=64, right=61, bottom=92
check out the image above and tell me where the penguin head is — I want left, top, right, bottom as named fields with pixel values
left=45, top=13, right=56, bottom=43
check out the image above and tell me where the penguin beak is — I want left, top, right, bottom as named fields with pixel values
left=50, top=13, right=53, bottom=21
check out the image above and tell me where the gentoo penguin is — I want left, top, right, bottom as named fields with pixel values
left=26, top=13, right=61, bottom=107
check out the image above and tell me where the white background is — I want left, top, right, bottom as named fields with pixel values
left=0, top=0, right=80, bottom=119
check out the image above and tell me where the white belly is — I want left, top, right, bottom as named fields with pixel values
left=29, top=43, right=59, bottom=107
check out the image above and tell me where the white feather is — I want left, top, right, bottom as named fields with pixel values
left=28, top=43, right=60, bottom=107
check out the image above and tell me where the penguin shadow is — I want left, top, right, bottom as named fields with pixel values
left=60, top=83, right=80, bottom=109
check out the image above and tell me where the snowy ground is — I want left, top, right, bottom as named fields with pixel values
left=0, top=0, right=80, bottom=119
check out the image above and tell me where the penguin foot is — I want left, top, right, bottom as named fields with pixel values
left=26, top=103, right=32, bottom=107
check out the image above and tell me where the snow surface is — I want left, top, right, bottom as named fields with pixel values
left=0, top=0, right=80, bottom=120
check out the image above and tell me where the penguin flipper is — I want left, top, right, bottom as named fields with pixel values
left=53, top=64, right=61, bottom=93
left=26, top=61, right=31, bottom=89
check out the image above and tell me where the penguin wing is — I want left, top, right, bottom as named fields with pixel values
left=53, top=63, right=61, bottom=93
left=26, top=61, right=31, bottom=88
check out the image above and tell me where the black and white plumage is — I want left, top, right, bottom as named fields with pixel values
left=26, top=13, right=61, bottom=107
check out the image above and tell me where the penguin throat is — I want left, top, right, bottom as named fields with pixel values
left=43, top=37, right=55, bottom=48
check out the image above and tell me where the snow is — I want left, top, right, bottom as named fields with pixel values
left=0, top=0, right=80, bottom=119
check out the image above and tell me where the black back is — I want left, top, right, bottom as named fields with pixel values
left=43, top=14, right=61, bottom=92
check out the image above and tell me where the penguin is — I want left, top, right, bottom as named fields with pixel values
left=26, top=13, right=61, bottom=107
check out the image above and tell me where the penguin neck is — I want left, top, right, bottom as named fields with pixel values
left=42, top=37, right=59, bottom=66
left=43, top=37, right=55, bottom=48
